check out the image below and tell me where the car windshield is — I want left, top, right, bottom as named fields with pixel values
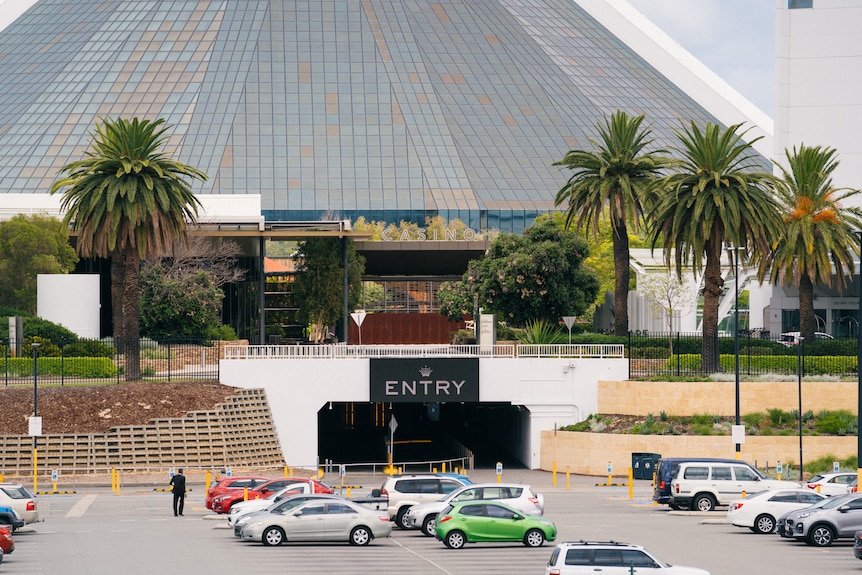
left=815, top=494, right=856, bottom=510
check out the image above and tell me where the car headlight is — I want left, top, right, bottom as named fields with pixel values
left=796, top=512, right=813, bottom=519
left=235, top=516, right=252, bottom=527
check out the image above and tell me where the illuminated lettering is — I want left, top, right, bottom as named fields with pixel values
left=382, top=229, right=394, bottom=241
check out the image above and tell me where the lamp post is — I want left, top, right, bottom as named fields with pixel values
left=727, top=245, right=744, bottom=458
left=31, top=342, right=40, bottom=493
left=856, top=231, right=862, bottom=490
left=797, top=336, right=804, bottom=481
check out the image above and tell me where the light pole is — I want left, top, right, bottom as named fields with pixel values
left=727, top=245, right=744, bottom=458
left=31, top=341, right=40, bottom=492
left=856, top=231, right=862, bottom=490
left=797, top=336, right=804, bottom=481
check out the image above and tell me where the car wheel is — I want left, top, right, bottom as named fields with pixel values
left=396, top=507, right=412, bottom=530
left=754, top=514, right=776, bottom=534
left=692, top=494, right=716, bottom=512
left=262, top=526, right=286, bottom=546
left=444, top=530, right=466, bottom=549
left=350, top=526, right=372, bottom=546
left=523, top=528, right=545, bottom=548
left=422, top=515, right=436, bottom=537
left=808, top=524, right=835, bottom=547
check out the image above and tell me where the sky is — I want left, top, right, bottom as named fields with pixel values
left=626, top=0, right=775, bottom=116
left=0, top=0, right=776, bottom=117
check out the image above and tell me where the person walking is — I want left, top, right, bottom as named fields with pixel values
left=170, top=468, right=187, bottom=516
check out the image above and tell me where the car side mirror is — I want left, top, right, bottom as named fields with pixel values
left=294, top=510, right=303, bottom=516
left=371, top=489, right=382, bottom=498
left=839, top=505, right=850, bottom=513
left=260, top=488, right=269, bottom=494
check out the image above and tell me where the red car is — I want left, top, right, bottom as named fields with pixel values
left=211, top=477, right=334, bottom=513
left=205, top=476, right=270, bottom=510
left=0, top=525, right=14, bottom=560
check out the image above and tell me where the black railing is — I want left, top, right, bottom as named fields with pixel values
left=1, top=338, right=222, bottom=386
left=627, top=331, right=857, bottom=379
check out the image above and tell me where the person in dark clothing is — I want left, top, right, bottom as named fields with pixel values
left=170, top=468, right=186, bottom=516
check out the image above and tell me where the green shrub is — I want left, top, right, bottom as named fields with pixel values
left=666, top=353, right=857, bottom=375
left=519, top=320, right=567, bottom=344
left=742, top=412, right=764, bottom=427
left=209, top=324, right=239, bottom=341
left=62, top=339, right=115, bottom=358
left=816, top=410, right=857, bottom=435
left=0, top=357, right=118, bottom=377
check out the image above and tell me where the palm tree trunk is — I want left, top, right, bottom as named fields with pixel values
left=799, top=274, right=816, bottom=341
left=111, top=255, right=125, bottom=344
left=701, top=240, right=723, bottom=373
left=122, top=247, right=142, bottom=381
left=612, top=221, right=630, bottom=337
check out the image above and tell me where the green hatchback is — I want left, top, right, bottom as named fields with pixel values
left=435, top=501, right=557, bottom=549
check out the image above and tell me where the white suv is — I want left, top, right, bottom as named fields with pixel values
left=403, top=482, right=544, bottom=536
left=669, top=462, right=800, bottom=511
left=374, top=473, right=471, bottom=528
left=545, top=541, right=710, bottom=574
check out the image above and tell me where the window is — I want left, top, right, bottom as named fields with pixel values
left=459, top=504, right=485, bottom=516
left=325, top=503, right=355, bottom=515
left=440, top=480, right=462, bottom=494
left=564, top=549, right=592, bottom=566
left=485, top=505, right=516, bottom=520
left=419, top=480, right=441, bottom=494
left=620, top=550, right=656, bottom=567
left=788, top=0, right=812, bottom=8
left=734, top=467, right=759, bottom=481
left=683, top=466, right=709, bottom=480
left=453, top=488, right=480, bottom=502
left=800, top=493, right=824, bottom=504
left=712, top=467, right=732, bottom=481
left=770, top=493, right=799, bottom=503
left=593, top=549, right=624, bottom=566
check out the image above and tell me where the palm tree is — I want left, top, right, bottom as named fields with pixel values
left=51, top=117, right=206, bottom=380
left=650, top=121, right=780, bottom=373
left=760, top=144, right=862, bottom=341
left=554, top=111, right=669, bottom=336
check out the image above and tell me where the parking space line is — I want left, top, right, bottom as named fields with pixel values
left=65, top=494, right=97, bottom=518
left=391, top=538, right=455, bottom=574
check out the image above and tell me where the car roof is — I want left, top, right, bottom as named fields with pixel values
left=449, top=500, right=519, bottom=510
left=555, top=540, right=642, bottom=549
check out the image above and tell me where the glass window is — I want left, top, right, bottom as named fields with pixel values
left=734, top=467, right=759, bottom=481
left=459, top=504, right=485, bottom=517
left=564, top=549, right=591, bottom=566
left=683, top=466, right=709, bottom=480
left=593, top=549, right=624, bottom=566
left=712, top=467, right=732, bottom=481
left=453, top=488, right=480, bottom=502
left=324, top=503, right=355, bottom=515
left=485, top=504, right=516, bottom=520
left=788, top=0, right=812, bottom=8
left=620, top=550, right=656, bottom=567
left=440, top=480, right=462, bottom=494
left=800, top=493, right=825, bottom=504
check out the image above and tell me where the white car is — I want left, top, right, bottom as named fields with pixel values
left=228, top=482, right=312, bottom=527
left=805, top=472, right=857, bottom=496
left=545, top=541, right=709, bottom=574
left=727, top=488, right=826, bottom=533
left=403, top=483, right=544, bottom=536
left=0, top=484, right=38, bottom=525
left=778, top=331, right=833, bottom=346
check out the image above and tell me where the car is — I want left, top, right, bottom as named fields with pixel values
left=669, top=461, right=800, bottom=511
left=780, top=492, right=862, bottom=546
left=374, top=473, right=472, bottom=529
left=434, top=500, right=556, bottom=549
left=544, top=540, right=710, bottom=574
left=652, top=457, right=740, bottom=508
left=727, top=488, right=826, bottom=533
left=403, top=482, right=544, bottom=537
left=0, top=506, right=24, bottom=533
left=239, top=497, right=392, bottom=546
left=0, top=525, right=13, bottom=560
left=232, top=493, right=345, bottom=537
left=0, top=484, right=38, bottom=524
left=205, top=475, right=270, bottom=510
left=227, top=482, right=313, bottom=526
left=212, top=477, right=333, bottom=513
left=855, top=530, right=862, bottom=559
left=778, top=331, right=833, bottom=346
left=806, top=471, right=857, bottom=496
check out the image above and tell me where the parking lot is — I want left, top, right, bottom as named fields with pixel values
left=5, top=469, right=862, bottom=574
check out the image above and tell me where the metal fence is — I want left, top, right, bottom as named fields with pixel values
left=1, top=338, right=222, bottom=386
left=627, top=331, right=858, bottom=379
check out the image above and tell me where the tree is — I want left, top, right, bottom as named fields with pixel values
left=638, top=271, right=696, bottom=356
left=51, top=117, right=207, bottom=380
left=554, top=111, right=669, bottom=336
left=140, top=267, right=223, bottom=338
left=0, top=214, right=78, bottom=314
left=439, top=216, right=599, bottom=326
left=292, top=237, right=365, bottom=343
left=759, top=144, right=862, bottom=340
left=650, top=121, right=780, bottom=373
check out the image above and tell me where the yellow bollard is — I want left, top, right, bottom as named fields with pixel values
left=742, top=490, right=746, bottom=499
left=433, top=467, right=437, bottom=473
left=0, top=473, right=3, bottom=482
left=442, top=462, right=446, bottom=473
left=566, top=466, right=570, bottom=490
left=243, top=486, right=249, bottom=501
left=33, top=448, right=38, bottom=493
left=284, top=465, right=288, bottom=477
left=205, top=470, right=211, bottom=492
left=318, top=467, right=324, bottom=479
left=553, top=461, right=557, bottom=486
left=628, top=467, right=634, bottom=500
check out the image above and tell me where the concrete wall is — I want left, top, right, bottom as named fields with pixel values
left=598, top=380, right=857, bottom=416
left=541, top=430, right=855, bottom=477
left=219, top=355, right=628, bottom=469
left=37, top=274, right=100, bottom=339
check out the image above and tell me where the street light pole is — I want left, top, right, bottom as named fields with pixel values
left=856, top=231, right=862, bottom=490
left=31, top=341, right=40, bottom=493
left=798, top=336, right=804, bottom=481
left=734, top=247, right=741, bottom=457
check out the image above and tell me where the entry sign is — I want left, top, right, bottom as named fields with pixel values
left=340, top=464, right=346, bottom=478
left=607, top=461, right=612, bottom=474
left=28, top=416, right=42, bottom=437
left=496, top=462, right=503, bottom=476
left=226, top=467, right=233, bottom=477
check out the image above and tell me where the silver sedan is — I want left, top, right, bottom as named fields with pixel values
left=240, top=498, right=392, bottom=546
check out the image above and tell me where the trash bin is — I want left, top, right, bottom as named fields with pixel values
left=632, top=452, right=661, bottom=480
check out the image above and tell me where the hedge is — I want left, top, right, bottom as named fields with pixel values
left=0, top=357, right=118, bottom=378
left=666, top=354, right=857, bottom=375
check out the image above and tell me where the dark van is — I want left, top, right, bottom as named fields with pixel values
left=652, top=457, right=739, bottom=508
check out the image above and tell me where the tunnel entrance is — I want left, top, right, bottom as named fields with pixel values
left=317, top=401, right=528, bottom=469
